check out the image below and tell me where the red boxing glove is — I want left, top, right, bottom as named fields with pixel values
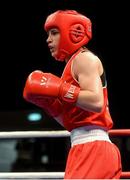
left=23, top=70, right=80, bottom=103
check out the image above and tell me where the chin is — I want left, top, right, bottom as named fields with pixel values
left=51, top=52, right=57, bottom=58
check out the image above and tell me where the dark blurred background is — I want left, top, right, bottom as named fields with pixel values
left=0, top=0, right=129, bottom=174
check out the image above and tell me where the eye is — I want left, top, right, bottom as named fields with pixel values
left=50, top=29, right=59, bottom=35
left=51, top=30, right=59, bottom=35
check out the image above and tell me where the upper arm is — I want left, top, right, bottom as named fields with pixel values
left=74, top=52, right=103, bottom=96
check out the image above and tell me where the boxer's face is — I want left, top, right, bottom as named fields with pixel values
left=46, top=28, right=60, bottom=58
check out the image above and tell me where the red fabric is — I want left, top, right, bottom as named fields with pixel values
left=64, top=141, right=122, bottom=179
left=58, top=50, right=113, bottom=131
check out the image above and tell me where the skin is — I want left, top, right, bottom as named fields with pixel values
left=46, top=28, right=60, bottom=59
left=73, top=50, right=104, bottom=113
left=46, top=28, right=104, bottom=113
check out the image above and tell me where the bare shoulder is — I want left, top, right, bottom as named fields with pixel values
left=76, top=49, right=101, bottom=65
left=73, top=49, right=103, bottom=75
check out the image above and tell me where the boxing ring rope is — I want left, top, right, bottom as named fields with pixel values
left=0, top=172, right=64, bottom=179
left=0, top=130, right=70, bottom=139
left=0, top=129, right=129, bottom=179
left=0, top=171, right=130, bottom=179
left=0, top=129, right=130, bottom=139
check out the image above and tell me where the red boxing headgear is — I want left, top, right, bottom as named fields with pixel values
left=44, top=10, right=92, bottom=61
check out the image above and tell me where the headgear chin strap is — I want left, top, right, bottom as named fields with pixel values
left=44, top=10, right=92, bottom=61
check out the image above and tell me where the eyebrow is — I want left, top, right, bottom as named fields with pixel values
left=48, top=28, right=59, bottom=33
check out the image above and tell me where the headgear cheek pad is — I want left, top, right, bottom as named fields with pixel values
left=44, top=10, right=92, bottom=61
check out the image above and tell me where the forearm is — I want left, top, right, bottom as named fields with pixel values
left=76, top=90, right=104, bottom=113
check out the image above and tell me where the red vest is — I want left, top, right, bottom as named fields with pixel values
left=59, top=51, right=113, bottom=132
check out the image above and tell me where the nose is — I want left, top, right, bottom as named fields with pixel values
left=46, top=35, right=52, bottom=44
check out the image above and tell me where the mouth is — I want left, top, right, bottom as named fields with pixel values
left=49, top=46, right=55, bottom=53
left=50, top=47, right=54, bottom=51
